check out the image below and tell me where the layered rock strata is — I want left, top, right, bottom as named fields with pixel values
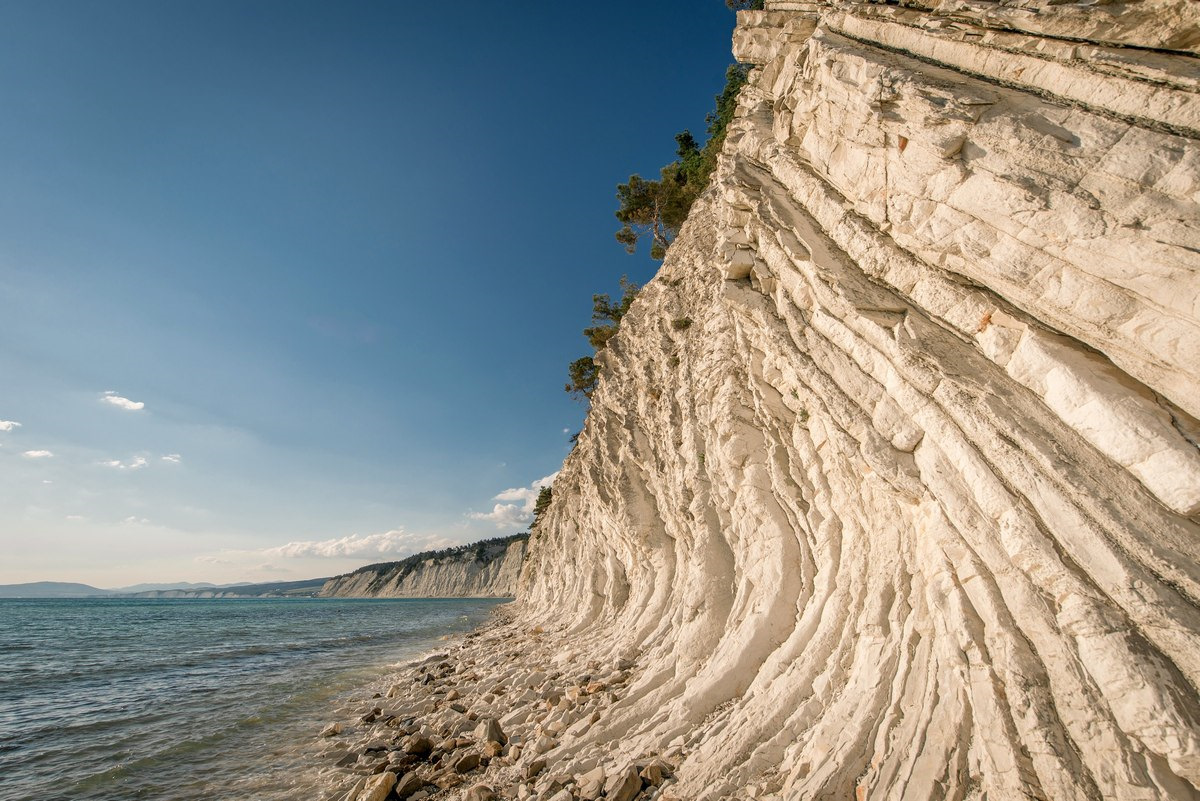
left=505, top=2, right=1200, bottom=800
left=321, top=539, right=526, bottom=599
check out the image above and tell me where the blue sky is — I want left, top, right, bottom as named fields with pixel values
left=0, top=1, right=739, bottom=586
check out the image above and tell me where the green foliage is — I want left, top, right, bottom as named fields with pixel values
left=533, top=486, right=553, bottom=525
left=584, top=275, right=641, bottom=350
left=567, top=277, right=641, bottom=403
left=671, top=317, right=693, bottom=330
left=614, top=63, right=753, bottom=259
left=565, top=356, right=599, bottom=401
left=726, top=0, right=765, bottom=10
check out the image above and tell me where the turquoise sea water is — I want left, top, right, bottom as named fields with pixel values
left=0, top=597, right=504, bottom=801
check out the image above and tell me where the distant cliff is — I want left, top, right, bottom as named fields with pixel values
left=319, top=534, right=526, bottom=598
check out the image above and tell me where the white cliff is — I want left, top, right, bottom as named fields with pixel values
left=510, top=2, right=1200, bottom=799
left=321, top=537, right=526, bottom=599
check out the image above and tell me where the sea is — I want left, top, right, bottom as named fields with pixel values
left=0, top=597, right=505, bottom=801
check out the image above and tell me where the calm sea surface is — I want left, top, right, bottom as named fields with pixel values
left=0, top=597, right=504, bottom=801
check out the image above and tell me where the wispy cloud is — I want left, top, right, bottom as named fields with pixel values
left=22, top=450, right=53, bottom=459
left=161, top=453, right=182, bottom=464
left=101, top=391, right=144, bottom=411
left=469, top=472, right=557, bottom=529
left=262, top=528, right=454, bottom=559
left=65, top=515, right=85, bottom=521
left=0, top=420, right=21, bottom=432
left=102, top=456, right=148, bottom=470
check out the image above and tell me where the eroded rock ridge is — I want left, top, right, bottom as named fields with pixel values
left=509, top=2, right=1200, bottom=799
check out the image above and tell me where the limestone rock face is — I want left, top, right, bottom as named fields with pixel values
left=320, top=538, right=525, bottom=598
left=516, top=2, right=1200, bottom=799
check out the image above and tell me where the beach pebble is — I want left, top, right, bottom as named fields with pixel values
left=462, top=783, right=497, bottom=801
left=403, top=735, right=434, bottom=756
left=604, top=766, right=642, bottom=801
left=523, top=758, right=546, bottom=780
left=339, top=776, right=367, bottom=801
left=454, top=751, right=482, bottom=773
left=474, top=717, right=507, bottom=745
left=576, top=766, right=606, bottom=800
left=393, top=771, right=425, bottom=799
left=321, top=722, right=343, bottom=737
left=640, top=760, right=668, bottom=786
left=534, top=773, right=564, bottom=796
left=354, top=771, right=396, bottom=801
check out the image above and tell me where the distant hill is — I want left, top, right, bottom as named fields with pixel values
left=0, top=578, right=328, bottom=599
left=123, top=578, right=329, bottom=598
left=104, top=581, right=252, bottom=593
left=0, top=581, right=115, bottom=598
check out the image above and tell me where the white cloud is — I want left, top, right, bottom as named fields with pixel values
left=22, top=450, right=53, bottom=459
left=161, top=453, right=182, bottom=464
left=101, top=391, right=145, bottom=411
left=195, top=555, right=232, bottom=565
left=0, top=420, right=21, bottom=432
left=122, top=516, right=151, bottom=525
left=469, top=472, right=557, bottom=529
left=262, top=528, right=455, bottom=560
left=102, top=456, right=148, bottom=470
left=65, top=514, right=84, bottom=521
left=562, top=428, right=569, bottom=434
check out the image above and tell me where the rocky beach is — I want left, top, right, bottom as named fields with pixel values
left=323, top=1, right=1200, bottom=798
left=319, top=606, right=672, bottom=801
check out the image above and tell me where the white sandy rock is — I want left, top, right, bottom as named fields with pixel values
left=354, top=772, right=396, bottom=801
left=512, top=2, right=1200, bottom=800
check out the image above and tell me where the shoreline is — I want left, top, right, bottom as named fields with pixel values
left=315, top=604, right=674, bottom=801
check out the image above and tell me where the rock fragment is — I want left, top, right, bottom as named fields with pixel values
left=354, top=771, right=396, bottom=801
left=474, top=717, right=507, bottom=745
left=605, top=765, right=642, bottom=801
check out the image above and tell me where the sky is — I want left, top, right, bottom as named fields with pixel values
left=0, top=0, right=741, bottom=587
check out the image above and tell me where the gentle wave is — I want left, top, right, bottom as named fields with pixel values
left=0, top=597, right=501, bottom=801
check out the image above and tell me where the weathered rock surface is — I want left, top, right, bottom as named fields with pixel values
left=354, top=771, right=396, bottom=801
left=320, top=3, right=1199, bottom=800
left=320, top=537, right=526, bottom=598
left=509, top=2, right=1200, bottom=800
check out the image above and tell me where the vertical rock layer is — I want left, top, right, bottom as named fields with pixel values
left=517, top=2, right=1200, bottom=799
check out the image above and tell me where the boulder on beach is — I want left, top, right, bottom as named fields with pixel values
left=354, top=771, right=396, bottom=801
left=473, top=717, right=507, bottom=745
